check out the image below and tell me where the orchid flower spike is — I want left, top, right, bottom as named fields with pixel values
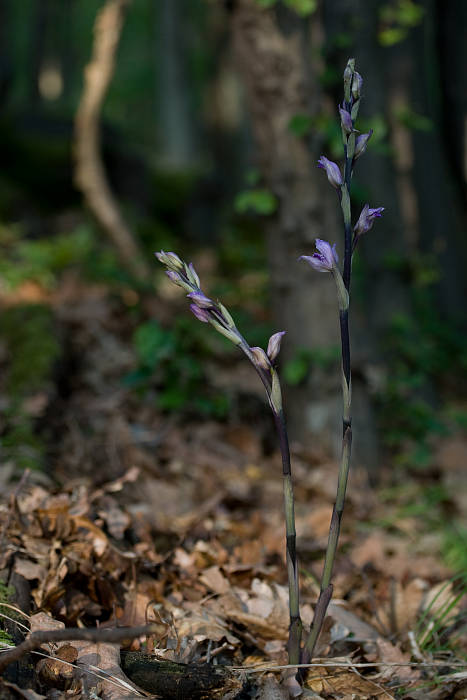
left=317, top=156, right=343, bottom=189
left=300, top=239, right=338, bottom=273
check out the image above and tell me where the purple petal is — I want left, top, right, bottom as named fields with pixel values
left=190, top=304, right=210, bottom=323
left=339, top=107, right=353, bottom=134
left=354, top=204, right=384, bottom=237
left=352, top=71, right=363, bottom=99
left=187, top=291, right=213, bottom=309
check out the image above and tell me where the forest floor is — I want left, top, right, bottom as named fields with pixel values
left=1, top=272, right=466, bottom=699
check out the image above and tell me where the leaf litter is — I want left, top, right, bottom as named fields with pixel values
left=0, top=275, right=466, bottom=698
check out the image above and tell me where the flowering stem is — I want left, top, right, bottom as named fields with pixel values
left=302, top=68, right=356, bottom=667
left=156, top=253, right=302, bottom=681
left=273, top=408, right=302, bottom=666
left=241, top=343, right=302, bottom=666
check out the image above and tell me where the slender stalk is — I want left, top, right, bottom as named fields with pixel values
left=273, top=408, right=302, bottom=666
left=241, top=343, right=302, bottom=666
left=156, top=253, right=303, bottom=671
left=302, top=71, right=356, bottom=667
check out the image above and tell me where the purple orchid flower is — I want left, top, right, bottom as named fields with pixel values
left=354, top=204, right=385, bottom=238
left=300, top=239, right=339, bottom=273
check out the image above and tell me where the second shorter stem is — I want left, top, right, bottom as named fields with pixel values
left=273, top=409, right=302, bottom=666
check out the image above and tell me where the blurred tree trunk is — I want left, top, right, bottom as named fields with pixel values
left=230, top=0, right=379, bottom=470
left=153, top=0, right=198, bottom=168
left=410, top=0, right=467, bottom=319
left=74, top=0, right=150, bottom=280
left=439, top=0, right=467, bottom=197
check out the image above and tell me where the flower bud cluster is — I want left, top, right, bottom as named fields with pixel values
left=156, top=251, right=239, bottom=343
left=156, top=252, right=287, bottom=371
left=313, top=59, right=383, bottom=259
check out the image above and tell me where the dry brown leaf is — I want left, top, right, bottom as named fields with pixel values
left=378, top=578, right=427, bottom=633
left=199, top=565, right=231, bottom=595
left=14, top=558, right=46, bottom=582
left=172, top=608, right=240, bottom=645
left=305, top=666, right=393, bottom=698
left=376, top=638, right=420, bottom=684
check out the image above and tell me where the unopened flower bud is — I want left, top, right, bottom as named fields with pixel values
left=166, top=270, right=182, bottom=284
left=249, top=346, right=271, bottom=371
left=317, top=156, right=343, bottom=189
left=352, top=71, right=363, bottom=100
left=190, top=304, right=210, bottom=323
left=187, top=291, right=213, bottom=309
left=339, top=107, right=353, bottom=135
left=155, top=250, right=184, bottom=271
left=267, top=331, right=286, bottom=363
left=343, top=58, right=355, bottom=102
left=186, top=262, right=200, bottom=288
left=354, top=130, right=373, bottom=160
left=300, top=239, right=338, bottom=273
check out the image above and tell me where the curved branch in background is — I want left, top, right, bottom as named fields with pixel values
left=74, top=0, right=150, bottom=280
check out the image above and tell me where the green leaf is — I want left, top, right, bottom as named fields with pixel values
left=284, top=0, right=317, bottom=16
left=133, top=321, right=175, bottom=368
left=234, top=189, right=277, bottom=216
left=378, top=27, right=408, bottom=46
left=395, top=106, right=433, bottom=132
left=284, top=355, right=310, bottom=385
left=288, top=113, right=313, bottom=137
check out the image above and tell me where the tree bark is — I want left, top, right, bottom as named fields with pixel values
left=74, top=0, right=150, bottom=280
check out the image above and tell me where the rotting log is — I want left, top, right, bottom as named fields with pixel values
left=121, top=652, right=244, bottom=700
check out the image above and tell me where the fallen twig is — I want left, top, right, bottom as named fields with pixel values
left=0, top=623, right=158, bottom=675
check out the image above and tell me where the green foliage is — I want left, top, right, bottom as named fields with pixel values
left=234, top=188, right=277, bottom=216
left=395, top=106, right=433, bottom=132
left=0, top=224, right=94, bottom=291
left=0, top=304, right=60, bottom=469
left=288, top=114, right=313, bottom=138
left=376, top=253, right=467, bottom=468
left=126, top=318, right=229, bottom=417
left=256, top=0, right=317, bottom=16
left=0, top=305, right=60, bottom=397
left=0, top=581, right=17, bottom=648
left=284, top=346, right=339, bottom=386
left=379, top=0, right=425, bottom=46
left=416, top=575, right=467, bottom=653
